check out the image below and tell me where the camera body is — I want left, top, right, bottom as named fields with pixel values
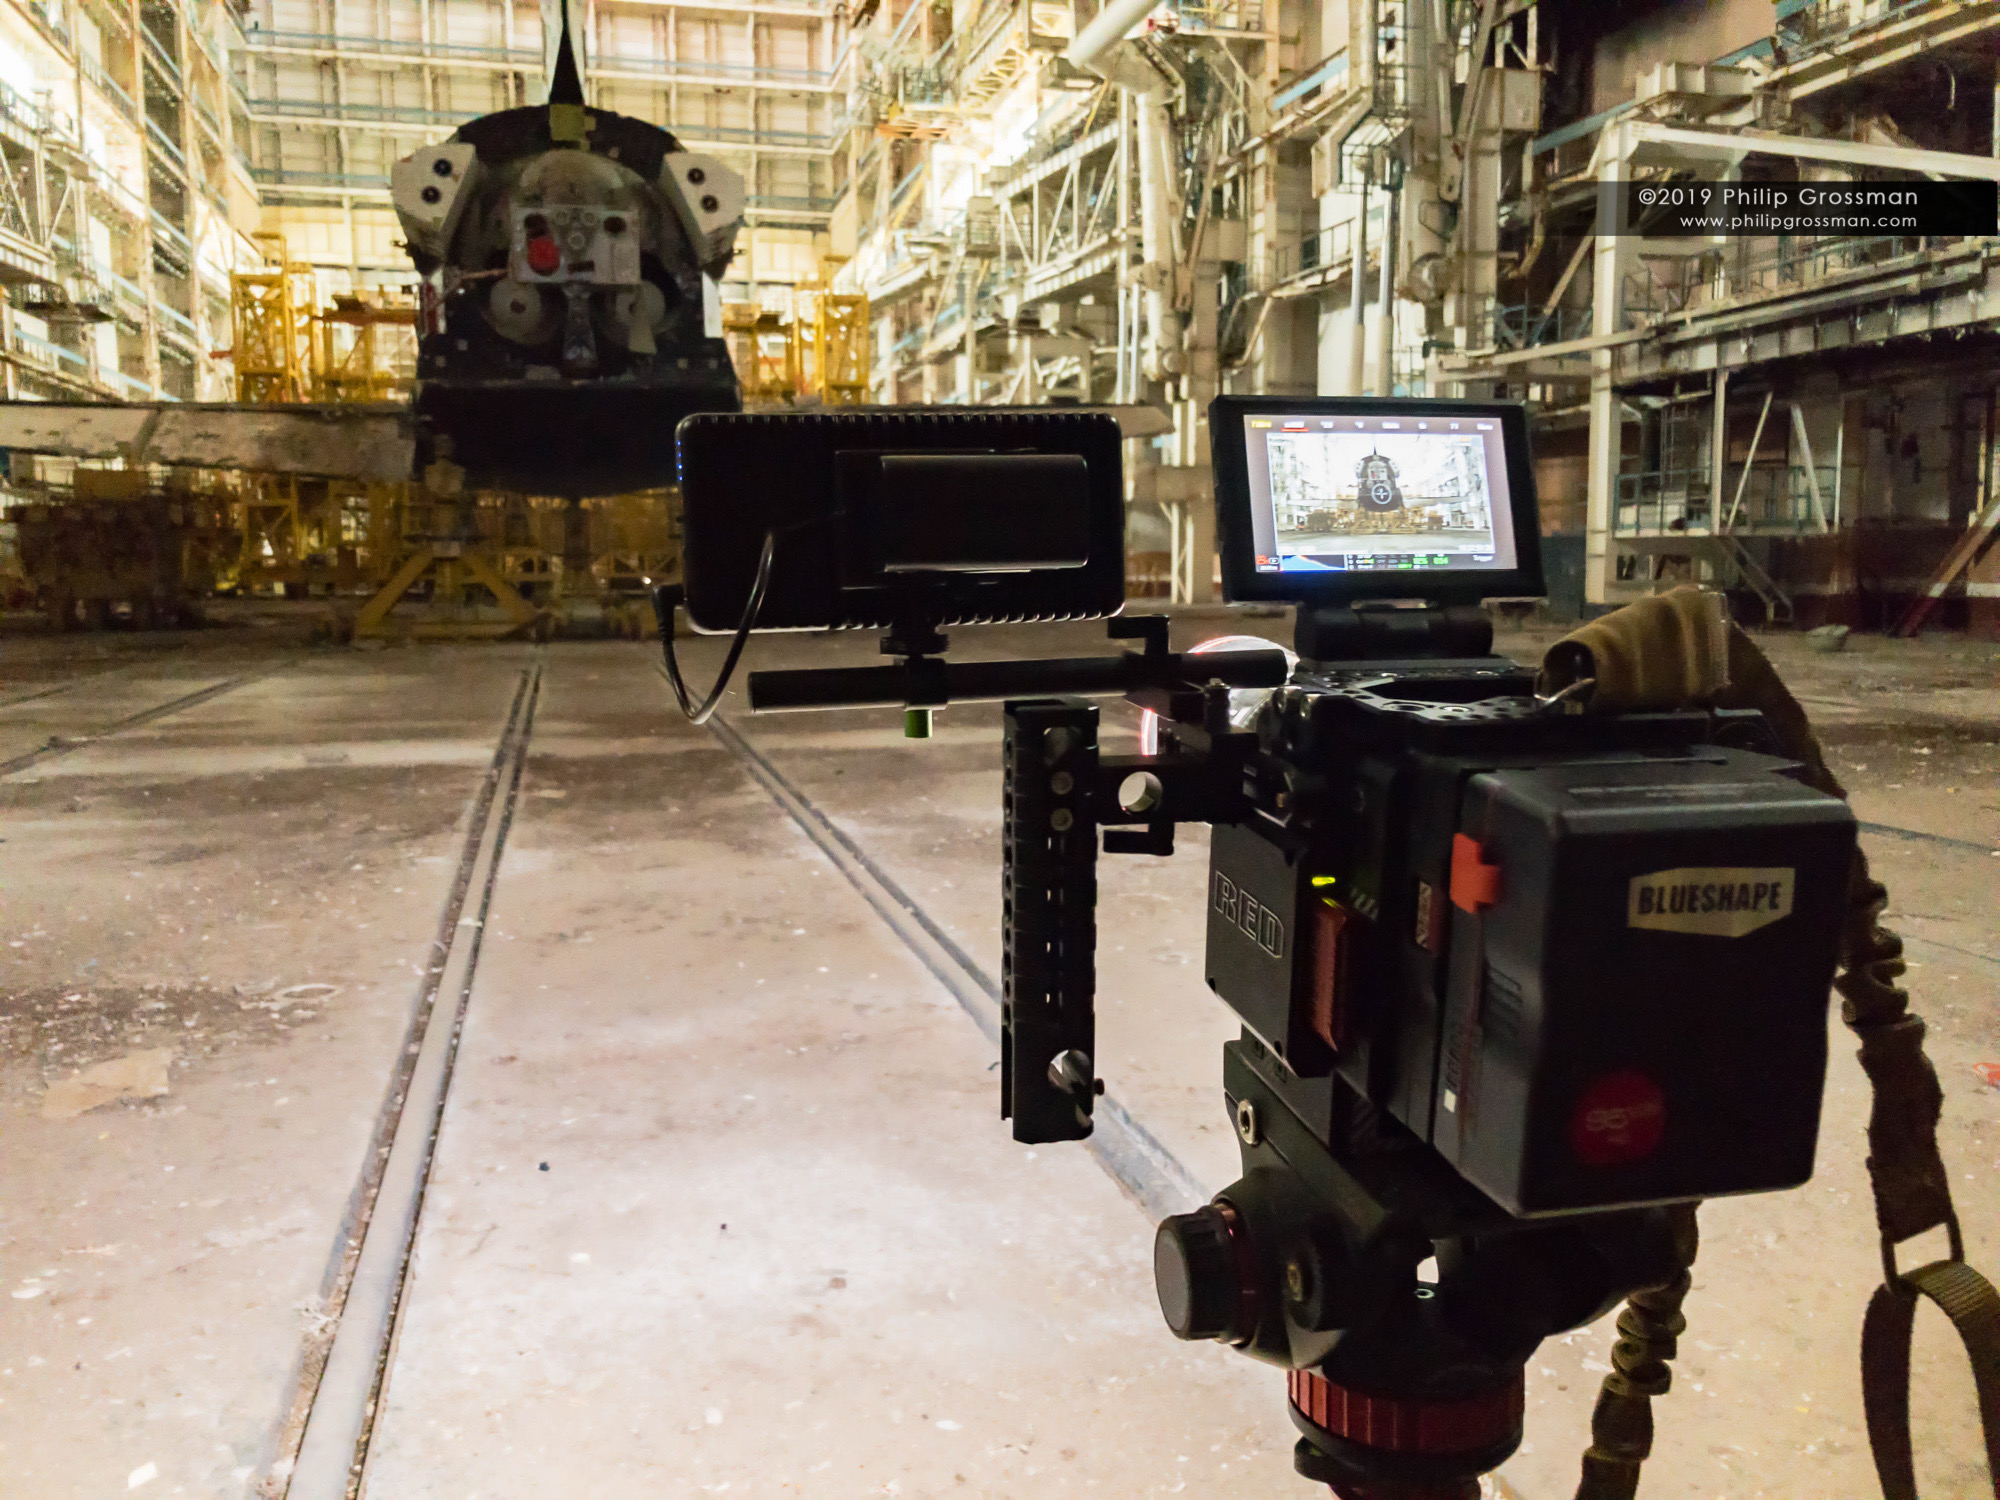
left=1205, top=661, right=1855, bottom=1220
left=1007, top=638, right=1852, bottom=1493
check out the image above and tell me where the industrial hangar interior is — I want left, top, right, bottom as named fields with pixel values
left=1, top=0, right=1997, bottom=1496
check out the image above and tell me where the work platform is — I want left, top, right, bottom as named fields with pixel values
left=0, top=615, right=1994, bottom=1497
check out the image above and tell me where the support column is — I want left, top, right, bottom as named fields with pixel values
left=1372, top=170, right=1396, bottom=396
left=1317, top=292, right=1343, bottom=396
left=1346, top=176, right=1367, bottom=395
left=1177, top=223, right=1222, bottom=603
left=1115, top=94, right=1132, bottom=402
left=958, top=261, right=973, bottom=401
left=1710, top=364, right=1729, bottom=527
left=1136, top=91, right=1181, bottom=381
left=1584, top=122, right=1636, bottom=607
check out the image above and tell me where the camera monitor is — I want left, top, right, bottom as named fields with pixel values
left=678, top=407, right=1127, bottom=633
left=1211, top=396, right=1544, bottom=606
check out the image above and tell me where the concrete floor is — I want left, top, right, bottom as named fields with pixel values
left=1, top=608, right=1994, bottom=1499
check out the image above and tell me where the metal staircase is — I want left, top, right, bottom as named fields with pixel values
left=1713, top=533, right=1794, bottom=624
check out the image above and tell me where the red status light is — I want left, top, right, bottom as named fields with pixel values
left=525, top=236, right=562, bottom=276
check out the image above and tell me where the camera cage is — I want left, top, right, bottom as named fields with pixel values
left=654, top=399, right=1908, bottom=1500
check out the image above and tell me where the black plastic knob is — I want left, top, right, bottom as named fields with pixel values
left=1155, top=1205, right=1248, bottom=1342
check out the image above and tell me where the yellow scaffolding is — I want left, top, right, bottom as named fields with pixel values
left=722, top=301, right=799, bottom=403
left=814, top=292, right=871, bottom=405
left=230, top=234, right=315, bottom=406
left=314, top=293, right=418, bottom=404
left=209, top=241, right=680, bottom=634
left=786, top=258, right=871, bottom=405
left=225, top=254, right=427, bottom=595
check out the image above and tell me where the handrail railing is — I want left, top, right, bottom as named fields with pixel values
left=1272, top=219, right=1356, bottom=286
left=12, top=325, right=90, bottom=370
left=253, top=167, right=390, bottom=191
left=106, top=269, right=148, bottom=306
left=1773, top=0, right=1940, bottom=56
left=748, top=193, right=838, bottom=213
left=23, top=0, right=72, bottom=51
left=191, top=94, right=224, bottom=141
left=79, top=55, right=139, bottom=121
left=249, top=165, right=838, bottom=214
left=239, top=28, right=540, bottom=64
left=155, top=298, right=197, bottom=333
left=237, top=27, right=834, bottom=85
left=1490, top=301, right=1591, bottom=350
left=1623, top=235, right=1971, bottom=326
left=1612, top=463, right=1836, bottom=536
left=145, top=115, right=187, bottom=167
left=150, top=212, right=193, bottom=254
left=592, top=52, right=834, bottom=87
left=242, top=96, right=834, bottom=149
left=140, top=24, right=181, bottom=80
left=94, top=171, right=151, bottom=223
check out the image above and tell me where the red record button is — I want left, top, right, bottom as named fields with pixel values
left=1569, top=1070, right=1666, bottom=1166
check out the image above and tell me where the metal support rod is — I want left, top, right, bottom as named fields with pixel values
left=1445, top=0, right=1503, bottom=203
left=1584, top=122, right=1632, bottom=606
left=962, top=260, right=975, bottom=401
left=1544, top=234, right=1591, bottom=317
left=1725, top=390, right=1775, bottom=532
left=1979, top=387, right=1995, bottom=533
left=1790, top=400, right=1828, bottom=532
left=1115, top=88, right=1130, bottom=401
left=1833, top=401, right=1846, bottom=532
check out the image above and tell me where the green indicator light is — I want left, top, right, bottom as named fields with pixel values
left=1311, top=875, right=1338, bottom=887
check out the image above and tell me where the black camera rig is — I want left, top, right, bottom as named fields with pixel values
left=993, top=598, right=1853, bottom=1498
left=666, top=399, right=1859, bottom=1499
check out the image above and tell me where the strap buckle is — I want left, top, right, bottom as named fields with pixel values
left=1879, top=1207, right=1965, bottom=1290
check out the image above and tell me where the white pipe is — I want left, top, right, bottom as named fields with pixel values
left=1832, top=403, right=1845, bottom=531
left=1066, top=0, right=1161, bottom=71
left=1347, top=179, right=1367, bottom=396
left=1373, top=182, right=1395, bottom=395
left=1790, top=401, right=1828, bottom=531
left=1136, top=91, right=1181, bottom=379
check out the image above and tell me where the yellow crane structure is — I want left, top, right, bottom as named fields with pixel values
left=722, top=302, right=799, bottom=404
left=230, top=235, right=316, bottom=406
left=314, top=294, right=417, bottom=404
left=810, top=286, right=871, bottom=405
left=724, top=259, right=871, bottom=408
left=225, top=238, right=422, bottom=599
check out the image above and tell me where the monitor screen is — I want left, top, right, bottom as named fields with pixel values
left=1212, top=397, right=1543, bottom=606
